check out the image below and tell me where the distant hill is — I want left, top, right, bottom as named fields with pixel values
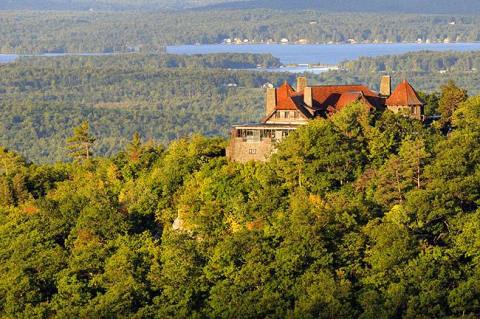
left=205, top=0, right=478, bottom=14
left=1, top=0, right=478, bottom=13
left=0, top=0, right=244, bottom=11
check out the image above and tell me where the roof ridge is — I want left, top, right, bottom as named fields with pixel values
left=310, top=84, right=368, bottom=87
left=386, top=79, right=423, bottom=106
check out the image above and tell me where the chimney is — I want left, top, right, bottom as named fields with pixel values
left=304, top=87, right=313, bottom=108
left=296, top=76, right=307, bottom=92
left=265, top=88, right=276, bottom=116
left=380, top=75, right=391, bottom=97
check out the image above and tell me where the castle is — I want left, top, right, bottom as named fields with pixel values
left=226, top=76, right=424, bottom=163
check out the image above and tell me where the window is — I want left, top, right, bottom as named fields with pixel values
left=245, top=130, right=260, bottom=142
left=294, top=111, right=299, bottom=119
left=249, top=149, right=257, bottom=154
left=240, top=129, right=254, bottom=142
left=275, top=112, right=280, bottom=118
left=260, top=129, right=273, bottom=140
left=284, top=111, right=289, bottom=118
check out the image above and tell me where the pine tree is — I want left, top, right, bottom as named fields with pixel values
left=374, top=137, right=430, bottom=207
left=126, top=132, right=143, bottom=163
left=66, top=121, right=96, bottom=162
left=438, top=80, right=468, bottom=133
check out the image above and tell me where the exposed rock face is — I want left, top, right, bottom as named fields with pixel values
left=172, top=215, right=185, bottom=231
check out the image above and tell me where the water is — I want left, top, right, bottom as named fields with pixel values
left=257, top=65, right=337, bottom=74
left=167, top=43, right=480, bottom=65
left=0, top=54, right=17, bottom=64
left=3, top=43, right=480, bottom=69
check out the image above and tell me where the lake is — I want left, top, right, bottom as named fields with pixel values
left=2, top=43, right=480, bottom=71
left=167, top=43, right=480, bottom=65
left=0, top=54, right=17, bottom=64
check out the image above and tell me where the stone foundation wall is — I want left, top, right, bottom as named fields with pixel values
left=226, top=138, right=275, bottom=163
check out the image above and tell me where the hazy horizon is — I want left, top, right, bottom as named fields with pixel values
left=0, top=0, right=478, bottom=13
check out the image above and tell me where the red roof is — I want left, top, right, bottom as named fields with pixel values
left=266, top=82, right=383, bottom=119
left=325, top=92, right=377, bottom=115
left=311, top=85, right=378, bottom=104
left=386, top=80, right=423, bottom=106
left=262, top=78, right=422, bottom=123
left=275, top=81, right=302, bottom=110
left=336, top=92, right=372, bottom=109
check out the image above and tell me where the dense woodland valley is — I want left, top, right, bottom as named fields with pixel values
left=2, top=51, right=480, bottom=163
left=1, top=10, right=480, bottom=53
left=0, top=53, right=292, bottom=163
left=1, top=79, right=480, bottom=317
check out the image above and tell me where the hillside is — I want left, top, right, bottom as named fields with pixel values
left=1, top=11, right=479, bottom=54
left=319, top=50, right=480, bottom=95
left=1, top=90, right=480, bottom=317
left=0, top=0, right=246, bottom=11
left=1, top=0, right=478, bottom=13
left=207, top=0, right=478, bottom=14
left=0, top=53, right=289, bottom=163
left=341, top=51, right=480, bottom=73
left=3, top=51, right=480, bottom=163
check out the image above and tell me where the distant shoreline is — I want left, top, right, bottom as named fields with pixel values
left=167, top=42, right=480, bottom=65
left=3, top=42, right=480, bottom=70
left=2, top=41, right=480, bottom=56
left=217, top=41, right=480, bottom=46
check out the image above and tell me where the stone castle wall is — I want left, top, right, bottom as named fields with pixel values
left=226, top=137, right=275, bottom=163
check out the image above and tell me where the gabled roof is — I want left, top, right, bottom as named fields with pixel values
left=386, top=80, right=424, bottom=106
left=261, top=98, right=312, bottom=123
left=262, top=81, right=314, bottom=123
left=275, top=81, right=300, bottom=110
left=264, top=82, right=384, bottom=122
left=311, top=85, right=378, bottom=105
left=336, top=92, right=375, bottom=110
left=325, top=91, right=377, bottom=115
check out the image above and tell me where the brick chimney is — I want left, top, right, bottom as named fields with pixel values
left=304, top=87, right=313, bottom=108
left=296, top=76, right=307, bottom=92
left=380, top=75, right=391, bottom=97
left=265, top=88, right=276, bottom=116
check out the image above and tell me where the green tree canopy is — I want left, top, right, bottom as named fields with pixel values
left=66, top=121, right=96, bottom=162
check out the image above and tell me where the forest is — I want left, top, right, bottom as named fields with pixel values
left=2, top=51, right=480, bottom=163
left=12, top=53, right=281, bottom=69
left=206, top=0, right=479, bottom=14
left=2, top=1, right=480, bottom=317
left=0, top=0, right=243, bottom=11
left=1, top=81, right=480, bottom=317
left=0, top=10, right=478, bottom=53
left=327, top=51, right=480, bottom=94
left=341, top=51, right=480, bottom=73
left=0, top=0, right=478, bottom=13
left=0, top=53, right=293, bottom=163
